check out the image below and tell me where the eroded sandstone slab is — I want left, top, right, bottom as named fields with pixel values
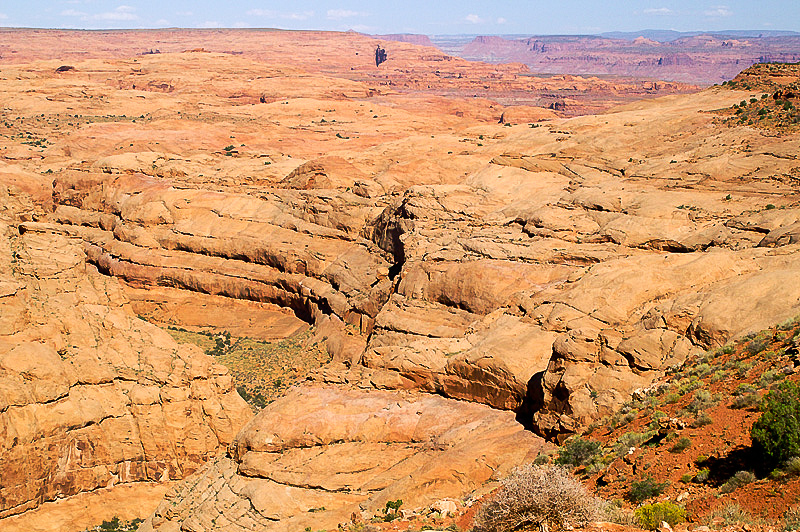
left=140, top=386, right=551, bottom=532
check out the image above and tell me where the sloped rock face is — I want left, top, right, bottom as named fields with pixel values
left=35, top=64, right=800, bottom=440
left=140, top=386, right=550, bottom=532
left=0, top=189, right=252, bottom=519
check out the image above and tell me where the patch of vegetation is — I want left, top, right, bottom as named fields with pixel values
left=752, top=381, right=800, bottom=468
left=82, top=517, right=143, bottom=532
left=554, top=436, right=603, bottom=468
left=784, top=507, right=800, bottom=532
left=635, top=502, right=686, bottom=530
left=628, top=476, right=669, bottom=503
left=165, top=327, right=329, bottom=409
left=709, top=503, right=759, bottom=528
left=473, top=465, right=600, bottom=532
left=719, top=470, right=757, bottom=493
left=669, top=436, right=692, bottom=453
left=377, top=500, right=403, bottom=522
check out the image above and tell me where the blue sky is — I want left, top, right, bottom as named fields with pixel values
left=0, top=1, right=797, bottom=34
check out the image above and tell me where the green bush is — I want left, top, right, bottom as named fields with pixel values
left=472, top=464, right=600, bottom=532
left=554, top=436, right=603, bottom=467
left=635, top=502, right=686, bottom=530
left=751, top=381, right=800, bottom=468
left=669, top=437, right=692, bottom=453
left=628, top=476, right=669, bottom=503
left=719, top=471, right=757, bottom=493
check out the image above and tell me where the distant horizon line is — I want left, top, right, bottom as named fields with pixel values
left=0, top=26, right=799, bottom=37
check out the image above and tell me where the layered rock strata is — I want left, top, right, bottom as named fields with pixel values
left=139, top=386, right=550, bottom=532
left=0, top=188, right=252, bottom=519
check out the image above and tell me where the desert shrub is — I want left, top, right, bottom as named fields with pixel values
left=683, top=389, right=715, bottom=414
left=695, top=468, right=710, bottom=483
left=532, top=453, right=551, bottom=465
left=669, top=437, right=692, bottom=453
left=710, top=503, right=757, bottom=527
left=663, top=392, right=680, bottom=404
left=555, top=436, right=603, bottom=467
left=784, top=507, right=800, bottom=532
left=615, top=431, right=656, bottom=456
left=380, top=499, right=403, bottom=522
left=731, top=392, right=760, bottom=410
left=746, top=338, right=769, bottom=355
left=719, top=470, right=757, bottom=493
left=602, top=500, right=637, bottom=526
left=691, top=411, right=713, bottom=428
left=83, top=518, right=144, bottom=532
left=635, top=502, right=686, bottom=530
left=757, top=369, right=783, bottom=388
left=751, top=381, right=800, bottom=468
left=628, top=476, right=669, bottom=503
left=785, top=456, right=800, bottom=477
left=472, top=464, right=600, bottom=532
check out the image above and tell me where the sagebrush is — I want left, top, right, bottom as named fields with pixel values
left=473, top=464, right=600, bottom=532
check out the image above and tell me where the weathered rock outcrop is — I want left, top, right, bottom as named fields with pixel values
left=0, top=187, right=252, bottom=519
left=2, top=45, right=800, bottom=530
left=139, top=386, right=551, bottom=532
left=30, top=59, right=800, bottom=440
left=457, top=33, right=800, bottom=84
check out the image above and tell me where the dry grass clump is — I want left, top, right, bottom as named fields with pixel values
left=473, top=464, right=600, bottom=532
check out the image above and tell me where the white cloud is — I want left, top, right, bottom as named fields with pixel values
left=0, top=13, right=8, bottom=20
left=465, top=14, right=483, bottom=24
left=287, top=11, right=314, bottom=20
left=704, top=5, right=732, bottom=17
left=94, top=6, right=138, bottom=21
left=644, top=7, right=673, bottom=15
left=154, top=19, right=169, bottom=26
left=233, top=21, right=249, bottom=28
left=327, top=9, right=366, bottom=20
left=247, top=9, right=314, bottom=20
left=246, top=9, right=271, bottom=16
left=61, top=5, right=139, bottom=22
left=200, top=20, right=220, bottom=28
left=496, top=17, right=507, bottom=24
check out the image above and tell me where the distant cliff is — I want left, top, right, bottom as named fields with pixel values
left=448, top=33, right=800, bottom=85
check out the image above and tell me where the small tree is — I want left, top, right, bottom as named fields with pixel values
left=751, top=381, right=800, bottom=468
left=473, top=464, right=600, bottom=532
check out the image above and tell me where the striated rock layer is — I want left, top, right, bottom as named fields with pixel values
left=0, top=187, right=252, bottom=520
left=139, top=386, right=550, bottom=532
left=1, top=36, right=800, bottom=529
left=3, top=50, right=799, bottom=441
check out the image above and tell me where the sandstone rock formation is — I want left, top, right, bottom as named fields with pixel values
left=454, top=33, right=800, bottom=85
left=1, top=31, right=800, bottom=530
left=139, top=386, right=550, bottom=532
left=0, top=185, right=252, bottom=521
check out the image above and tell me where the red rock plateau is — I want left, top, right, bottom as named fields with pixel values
left=447, top=33, right=800, bottom=85
left=0, top=28, right=698, bottom=116
left=0, top=29, right=799, bottom=532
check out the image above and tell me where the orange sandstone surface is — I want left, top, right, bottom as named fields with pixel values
left=0, top=29, right=798, bottom=532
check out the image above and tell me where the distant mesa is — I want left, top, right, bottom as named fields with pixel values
left=374, top=33, right=434, bottom=47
